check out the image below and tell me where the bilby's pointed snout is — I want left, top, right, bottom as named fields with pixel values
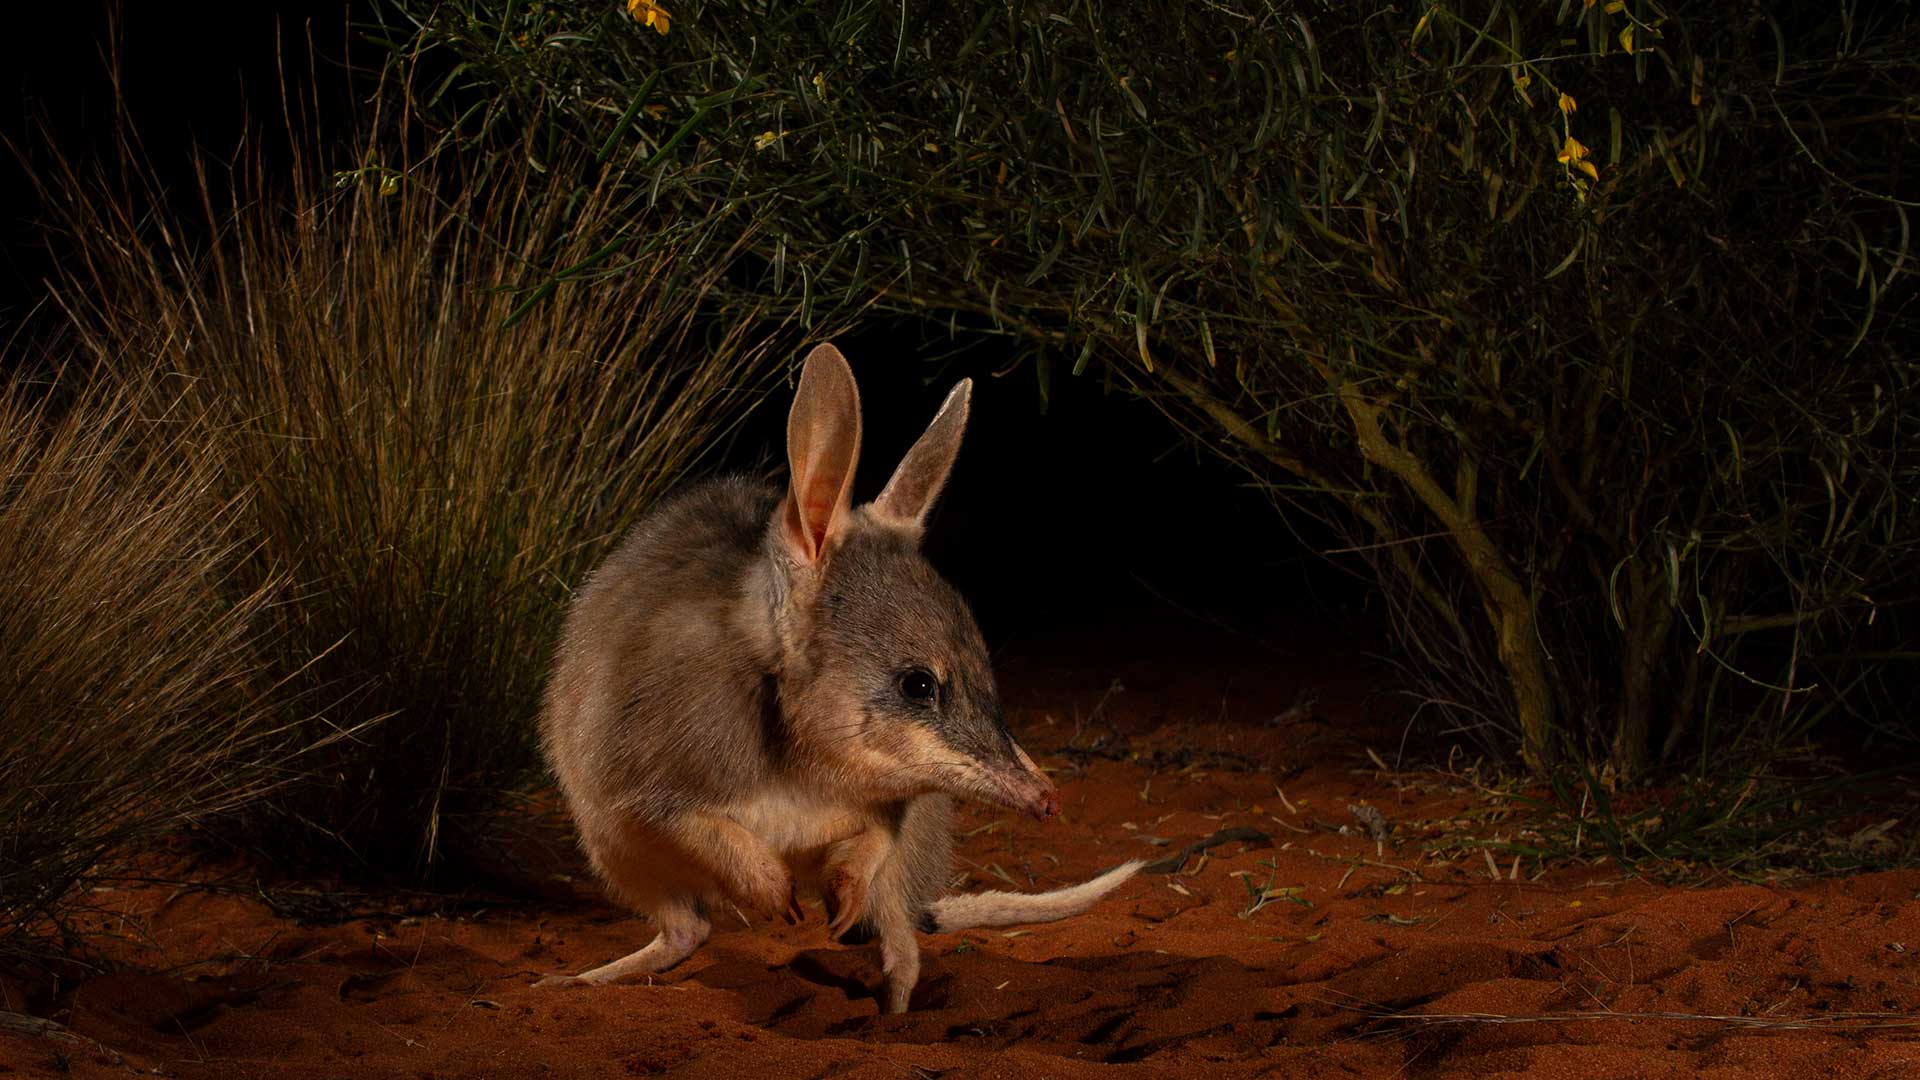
left=995, top=739, right=1060, bottom=821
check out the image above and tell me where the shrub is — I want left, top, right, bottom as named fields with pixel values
left=383, top=1, right=1920, bottom=779
left=0, top=368, right=292, bottom=959
left=38, top=106, right=797, bottom=876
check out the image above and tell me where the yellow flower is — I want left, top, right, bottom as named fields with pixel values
left=1557, top=136, right=1600, bottom=182
left=1558, top=92, right=1577, bottom=115
left=753, top=130, right=781, bottom=151
left=812, top=72, right=826, bottom=95
left=626, top=0, right=670, bottom=35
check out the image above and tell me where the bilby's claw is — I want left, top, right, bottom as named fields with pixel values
left=824, top=865, right=870, bottom=940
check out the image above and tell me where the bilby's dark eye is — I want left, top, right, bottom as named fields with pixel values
left=898, top=668, right=939, bottom=705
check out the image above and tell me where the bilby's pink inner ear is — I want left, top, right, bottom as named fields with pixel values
left=873, top=378, right=971, bottom=531
left=780, top=343, right=863, bottom=565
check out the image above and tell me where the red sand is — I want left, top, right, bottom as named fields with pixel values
left=5, top=624, right=1918, bottom=1078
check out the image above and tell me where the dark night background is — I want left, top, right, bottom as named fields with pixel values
left=0, top=1, right=1360, bottom=657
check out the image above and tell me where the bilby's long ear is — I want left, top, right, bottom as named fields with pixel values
left=780, top=344, right=863, bottom=565
left=872, top=378, right=971, bottom=531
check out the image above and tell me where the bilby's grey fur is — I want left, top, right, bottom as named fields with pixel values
left=536, top=343, right=1141, bottom=1013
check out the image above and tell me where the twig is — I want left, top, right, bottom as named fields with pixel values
left=0, top=1010, right=126, bottom=1067
left=0, top=1010, right=82, bottom=1043
left=1361, top=1007, right=1920, bottom=1032
left=1143, top=826, right=1273, bottom=875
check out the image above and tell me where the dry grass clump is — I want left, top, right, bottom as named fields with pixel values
left=36, top=107, right=794, bottom=876
left=0, top=367, right=294, bottom=960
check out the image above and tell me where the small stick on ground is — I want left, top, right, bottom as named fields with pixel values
left=1359, top=1007, right=1920, bottom=1033
left=1143, top=826, right=1274, bottom=874
left=0, top=1010, right=124, bottom=1066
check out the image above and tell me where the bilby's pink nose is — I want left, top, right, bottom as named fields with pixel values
left=1029, top=787, right=1061, bottom=821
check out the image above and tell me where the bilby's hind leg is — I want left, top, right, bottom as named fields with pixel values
left=872, top=888, right=920, bottom=1015
left=535, top=895, right=709, bottom=987
left=867, top=797, right=952, bottom=1013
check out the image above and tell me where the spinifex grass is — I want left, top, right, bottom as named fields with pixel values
left=0, top=368, right=298, bottom=960
left=38, top=106, right=796, bottom=877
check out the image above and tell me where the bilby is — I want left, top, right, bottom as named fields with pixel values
left=535, top=343, right=1140, bottom=1013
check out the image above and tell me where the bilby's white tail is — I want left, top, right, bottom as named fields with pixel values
left=922, top=860, right=1144, bottom=933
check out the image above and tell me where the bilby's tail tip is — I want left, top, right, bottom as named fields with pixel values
left=926, top=857, right=1146, bottom=934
